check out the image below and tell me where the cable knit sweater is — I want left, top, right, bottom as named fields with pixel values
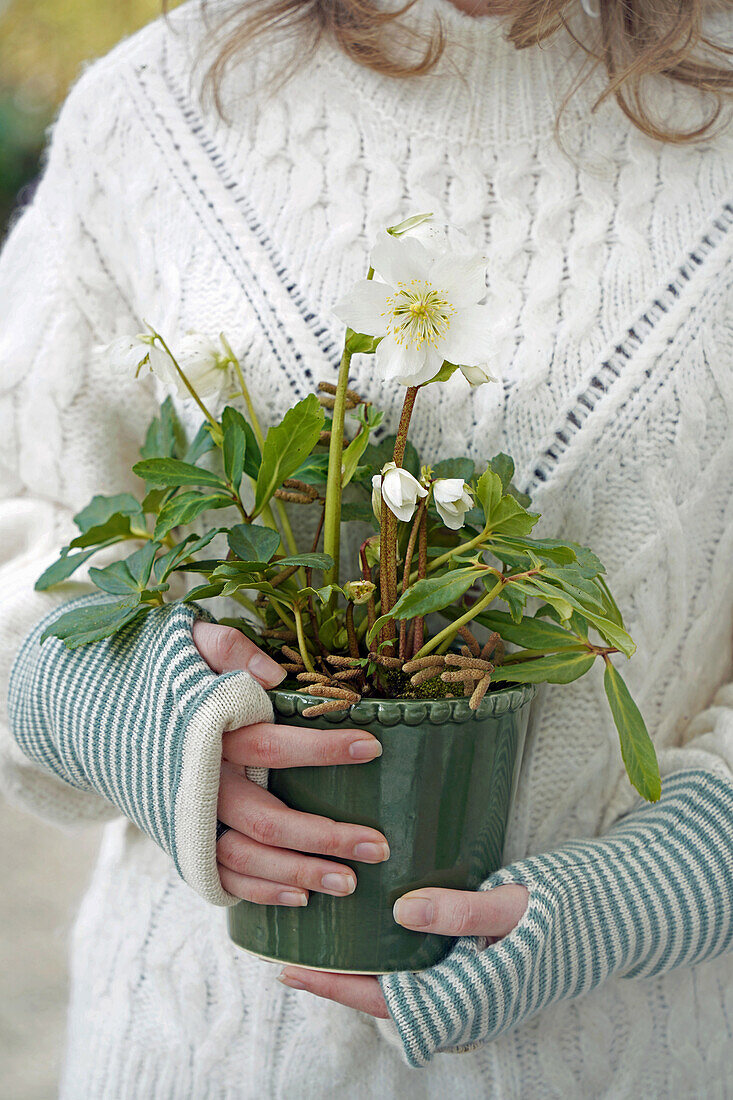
left=1, top=0, right=733, bottom=1095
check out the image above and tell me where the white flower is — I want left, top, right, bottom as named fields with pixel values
left=433, top=478, right=473, bottom=531
left=372, top=462, right=428, bottom=523
left=459, top=362, right=497, bottom=387
left=334, top=230, right=493, bottom=387
left=152, top=333, right=230, bottom=402
left=103, top=331, right=230, bottom=403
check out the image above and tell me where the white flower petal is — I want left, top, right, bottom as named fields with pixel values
left=428, top=252, right=488, bottom=307
left=333, top=281, right=391, bottom=337
left=440, top=305, right=494, bottom=365
left=374, top=335, right=437, bottom=387
left=370, top=231, right=433, bottom=287
left=460, top=363, right=497, bottom=386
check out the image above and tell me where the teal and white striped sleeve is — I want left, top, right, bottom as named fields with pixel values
left=379, top=769, right=733, bottom=1067
left=7, top=595, right=273, bottom=905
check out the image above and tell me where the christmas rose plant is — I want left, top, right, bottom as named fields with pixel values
left=36, top=214, right=661, bottom=803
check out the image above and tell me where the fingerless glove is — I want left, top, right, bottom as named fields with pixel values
left=380, top=769, right=733, bottom=1067
left=8, top=596, right=273, bottom=905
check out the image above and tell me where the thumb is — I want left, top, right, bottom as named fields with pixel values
left=192, top=621, right=286, bottom=689
left=393, top=884, right=528, bottom=938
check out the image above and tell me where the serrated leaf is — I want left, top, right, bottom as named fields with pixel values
left=89, top=542, right=159, bottom=595
left=493, top=536, right=577, bottom=565
left=492, top=650, right=596, bottom=684
left=474, top=609, right=584, bottom=650
left=222, top=406, right=248, bottom=490
left=389, top=567, right=487, bottom=622
left=35, top=548, right=100, bottom=591
left=270, top=553, right=333, bottom=571
left=604, top=662, right=660, bottom=802
left=228, top=524, right=281, bottom=563
left=487, top=453, right=515, bottom=493
left=40, top=598, right=149, bottom=648
left=153, top=492, right=233, bottom=539
left=133, top=457, right=229, bottom=491
left=254, top=394, right=325, bottom=514
left=74, top=494, right=143, bottom=535
left=475, top=468, right=502, bottom=523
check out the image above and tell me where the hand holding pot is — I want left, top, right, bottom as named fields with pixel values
left=193, top=622, right=390, bottom=908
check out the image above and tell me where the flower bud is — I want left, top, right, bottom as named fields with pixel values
left=433, top=478, right=474, bottom=531
left=372, top=462, right=428, bottom=523
left=344, top=580, right=377, bottom=605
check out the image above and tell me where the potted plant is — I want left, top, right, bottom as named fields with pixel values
left=37, top=215, right=660, bottom=974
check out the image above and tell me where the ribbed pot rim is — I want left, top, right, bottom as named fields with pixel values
left=270, top=682, right=536, bottom=727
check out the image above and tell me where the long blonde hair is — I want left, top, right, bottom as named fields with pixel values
left=182, top=0, right=733, bottom=143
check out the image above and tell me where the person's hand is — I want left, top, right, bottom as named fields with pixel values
left=275, top=884, right=529, bottom=1018
left=193, top=621, right=390, bottom=907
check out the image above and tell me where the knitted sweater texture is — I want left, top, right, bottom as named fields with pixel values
left=1, top=0, right=732, bottom=1095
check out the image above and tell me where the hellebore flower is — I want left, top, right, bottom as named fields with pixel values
left=372, top=462, right=428, bottom=523
left=334, top=229, right=494, bottom=387
left=433, top=478, right=473, bottom=531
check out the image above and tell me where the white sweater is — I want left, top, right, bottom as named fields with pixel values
left=1, top=0, right=732, bottom=1094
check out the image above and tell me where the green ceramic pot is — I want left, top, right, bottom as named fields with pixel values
left=227, top=684, right=535, bottom=974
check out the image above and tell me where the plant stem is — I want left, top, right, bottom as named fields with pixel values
left=412, top=505, right=428, bottom=656
left=378, top=494, right=397, bottom=651
left=399, top=498, right=426, bottom=659
left=415, top=580, right=504, bottom=658
left=392, top=386, right=419, bottom=466
left=152, top=334, right=219, bottom=431
left=223, top=335, right=299, bottom=558
left=323, top=345, right=353, bottom=592
left=292, top=603, right=316, bottom=673
left=345, top=603, right=359, bottom=659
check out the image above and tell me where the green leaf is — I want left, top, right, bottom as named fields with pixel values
left=340, top=500, right=376, bottom=525
left=518, top=577, right=636, bottom=656
left=487, top=496, right=539, bottom=537
left=41, top=598, right=149, bottom=648
left=69, top=512, right=138, bottom=550
left=386, top=212, right=434, bottom=237
left=253, top=394, right=325, bottom=514
left=475, top=468, right=502, bottom=523
left=133, top=457, right=229, bottom=491
left=492, top=536, right=577, bottom=565
left=228, top=524, right=281, bottom=564
left=474, top=609, right=585, bottom=650
left=153, top=492, right=233, bottom=539
left=604, top=662, right=660, bottom=802
left=154, top=530, right=221, bottom=582
left=391, top=567, right=487, bottom=621
left=361, top=435, right=420, bottom=480
left=184, top=423, right=218, bottom=465
left=74, top=494, right=143, bottom=535
left=141, top=488, right=169, bottom=514
left=487, top=453, right=515, bottom=493
left=221, top=406, right=248, bottom=491
left=292, top=453, right=330, bottom=485
left=89, top=542, right=160, bottom=596
left=432, top=458, right=475, bottom=481
left=492, top=650, right=597, bottom=684
left=270, top=553, right=333, bottom=571
left=182, top=582, right=227, bottom=602
left=345, top=329, right=380, bottom=355
left=35, top=548, right=100, bottom=591
left=424, top=361, right=459, bottom=386
left=140, top=397, right=186, bottom=460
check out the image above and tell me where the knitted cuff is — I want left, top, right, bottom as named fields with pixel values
left=8, top=595, right=273, bottom=905
left=379, top=769, right=733, bottom=1067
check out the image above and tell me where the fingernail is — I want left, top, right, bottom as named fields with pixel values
left=278, top=970, right=307, bottom=990
left=348, top=738, right=382, bottom=761
left=276, top=890, right=308, bottom=906
left=321, top=872, right=356, bottom=895
left=394, top=896, right=433, bottom=928
left=353, top=841, right=390, bottom=862
left=249, top=652, right=286, bottom=688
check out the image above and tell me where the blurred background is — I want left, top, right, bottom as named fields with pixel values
left=0, top=5, right=178, bottom=1095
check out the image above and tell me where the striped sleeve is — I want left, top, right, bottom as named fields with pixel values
left=7, top=595, right=273, bottom=905
left=379, top=769, right=733, bottom=1067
